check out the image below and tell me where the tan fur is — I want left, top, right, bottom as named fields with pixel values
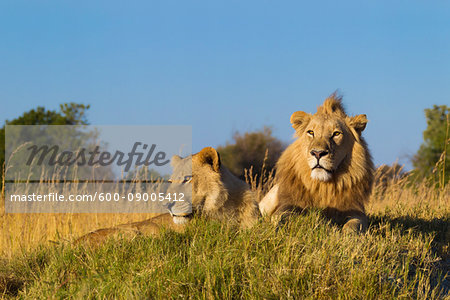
left=74, top=214, right=185, bottom=246
left=261, top=93, right=374, bottom=232
left=171, top=147, right=260, bottom=229
left=76, top=147, right=260, bottom=245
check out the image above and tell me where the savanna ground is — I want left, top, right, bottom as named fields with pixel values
left=0, top=167, right=449, bottom=299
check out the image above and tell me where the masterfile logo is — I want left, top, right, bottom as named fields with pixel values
left=26, top=142, right=170, bottom=172
left=5, top=125, right=192, bottom=213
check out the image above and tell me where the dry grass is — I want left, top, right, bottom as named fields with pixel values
left=1, top=160, right=164, bottom=258
left=0, top=206, right=157, bottom=259
left=369, top=166, right=449, bottom=219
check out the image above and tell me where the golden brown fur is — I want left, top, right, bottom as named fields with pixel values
left=77, top=147, right=260, bottom=245
left=181, top=147, right=260, bottom=228
left=260, top=93, right=374, bottom=232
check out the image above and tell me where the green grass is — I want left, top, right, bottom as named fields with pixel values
left=1, top=210, right=448, bottom=299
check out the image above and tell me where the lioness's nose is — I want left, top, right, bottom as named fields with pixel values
left=310, top=150, right=329, bottom=159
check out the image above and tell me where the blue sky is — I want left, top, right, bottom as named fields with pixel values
left=1, top=1, right=449, bottom=169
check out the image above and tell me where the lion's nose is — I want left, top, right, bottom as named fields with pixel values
left=310, top=150, right=329, bottom=159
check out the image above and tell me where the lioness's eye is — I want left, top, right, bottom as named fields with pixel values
left=307, top=130, right=314, bottom=136
left=333, top=131, right=341, bottom=137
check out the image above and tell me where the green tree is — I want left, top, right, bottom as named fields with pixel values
left=0, top=103, right=90, bottom=179
left=412, top=105, right=449, bottom=186
left=217, top=127, right=285, bottom=180
left=124, top=167, right=168, bottom=181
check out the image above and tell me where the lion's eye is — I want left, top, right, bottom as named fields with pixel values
left=332, top=131, right=341, bottom=137
left=307, top=130, right=314, bottom=136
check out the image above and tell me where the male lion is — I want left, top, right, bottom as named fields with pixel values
left=259, top=93, right=374, bottom=232
left=77, top=147, right=260, bottom=245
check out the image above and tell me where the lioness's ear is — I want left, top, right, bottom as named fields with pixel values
left=198, top=147, right=221, bottom=172
left=171, top=155, right=182, bottom=167
left=349, top=114, right=368, bottom=135
left=290, top=111, right=311, bottom=131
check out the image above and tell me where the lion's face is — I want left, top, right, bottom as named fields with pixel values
left=170, top=147, right=260, bottom=228
left=303, top=115, right=353, bottom=181
left=290, top=105, right=368, bottom=182
left=170, top=147, right=226, bottom=214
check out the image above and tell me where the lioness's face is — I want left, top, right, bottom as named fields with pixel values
left=291, top=110, right=368, bottom=182
left=303, top=115, right=353, bottom=181
left=169, top=147, right=223, bottom=213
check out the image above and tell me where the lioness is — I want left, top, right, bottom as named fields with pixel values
left=77, top=147, right=260, bottom=245
left=259, top=93, right=374, bottom=232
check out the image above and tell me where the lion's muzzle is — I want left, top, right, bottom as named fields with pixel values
left=309, top=148, right=333, bottom=182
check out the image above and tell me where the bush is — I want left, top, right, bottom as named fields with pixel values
left=217, top=127, right=285, bottom=181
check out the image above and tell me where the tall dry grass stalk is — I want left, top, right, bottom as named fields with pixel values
left=431, top=113, right=450, bottom=190
left=244, top=149, right=276, bottom=202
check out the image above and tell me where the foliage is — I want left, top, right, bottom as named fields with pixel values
left=0, top=103, right=90, bottom=183
left=124, top=167, right=168, bottom=181
left=217, top=127, right=285, bottom=180
left=412, top=105, right=449, bottom=187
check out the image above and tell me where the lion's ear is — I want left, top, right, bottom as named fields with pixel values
left=349, top=114, right=368, bottom=135
left=170, top=155, right=182, bottom=167
left=198, top=147, right=221, bottom=172
left=290, top=111, right=311, bottom=131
